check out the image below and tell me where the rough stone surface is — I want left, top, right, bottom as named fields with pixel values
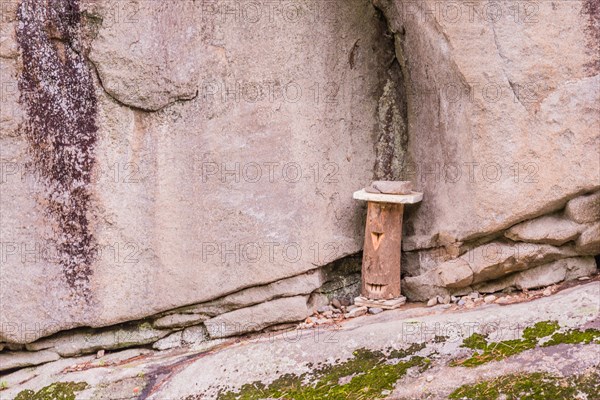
left=25, top=324, right=169, bottom=357
left=402, top=269, right=450, bottom=302
left=87, top=2, right=200, bottom=111
left=1, top=0, right=392, bottom=343
left=182, top=325, right=210, bottom=346
left=575, top=222, right=600, bottom=255
left=345, top=306, right=367, bottom=318
left=475, top=257, right=597, bottom=293
left=7, top=281, right=595, bottom=399
left=2, top=0, right=600, bottom=343
left=505, top=214, right=583, bottom=245
left=464, top=242, right=577, bottom=284
left=181, top=271, right=323, bottom=316
left=152, top=331, right=183, bottom=351
left=205, top=296, right=310, bottom=339
left=437, top=258, right=474, bottom=288
left=403, top=242, right=591, bottom=300
left=153, top=313, right=208, bottom=329
left=373, top=0, right=600, bottom=251
left=0, top=350, right=60, bottom=372
left=565, top=191, right=600, bottom=224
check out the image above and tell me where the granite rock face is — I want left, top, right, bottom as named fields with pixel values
left=374, top=0, right=600, bottom=250
left=1, top=0, right=599, bottom=345
left=372, top=0, right=599, bottom=300
left=0, top=0, right=392, bottom=343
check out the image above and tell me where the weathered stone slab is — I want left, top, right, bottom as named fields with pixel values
left=153, top=314, right=208, bottom=330
left=365, top=181, right=413, bottom=195
left=354, top=296, right=406, bottom=309
left=180, top=271, right=323, bottom=317
left=575, top=222, right=600, bottom=255
left=205, top=296, right=310, bottom=339
left=437, top=259, right=474, bottom=288
left=25, top=324, right=169, bottom=357
left=353, top=189, right=423, bottom=204
left=0, top=350, right=59, bottom=372
left=153, top=331, right=183, bottom=351
left=402, top=270, right=449, bottom=302
left=504, top=214, right=583, bottom=245
left=565, top=191, right=600, bottom=224
left=474, top=257, right=597, bottom=293
left=465, top=242, right=577, bottom=284
left=403, top=242, right=582, bottom=300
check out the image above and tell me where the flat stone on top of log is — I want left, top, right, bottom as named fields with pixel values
left=364, top=180, right=414, bottom=195
left=353, top=182, right=423, bottom=309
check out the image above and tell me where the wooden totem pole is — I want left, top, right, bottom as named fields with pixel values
left=353, top=182, right=423, bottom=309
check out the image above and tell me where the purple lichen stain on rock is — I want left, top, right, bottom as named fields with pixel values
left=583, top=0, right=600, bottom=73
left=17, top=0, right=98, bottom=300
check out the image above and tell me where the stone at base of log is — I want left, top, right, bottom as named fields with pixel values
left=354, top=296, right=406, bottom=309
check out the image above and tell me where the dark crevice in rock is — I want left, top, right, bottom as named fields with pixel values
left=372, top=4, right=409, bottom=181
left=16, top=0, right=98, bottom=300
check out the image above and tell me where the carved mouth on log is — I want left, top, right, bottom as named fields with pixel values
left=366, top=283, right=387, bottom=294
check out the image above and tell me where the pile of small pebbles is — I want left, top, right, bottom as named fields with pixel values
left=427, top=291, right=509, bottom=309
left=300, top=296, right=394, bottom=329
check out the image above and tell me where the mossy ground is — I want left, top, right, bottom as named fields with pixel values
left=453, top=321, right=600, bottom=367
left=449, top=371, right=600, bottom=399
left=14, top=382, right=88, bottom=400
left=216, top=345, right=429, bottom=400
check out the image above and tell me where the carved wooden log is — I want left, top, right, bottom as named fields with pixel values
left=354, top=188, right=423, bottom=305
left=361, top=202, right=403, bottom=299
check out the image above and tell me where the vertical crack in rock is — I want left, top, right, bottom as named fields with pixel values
left=17, top=0, right=98, bottom=300
left=374, top=20, right=408, bottom=181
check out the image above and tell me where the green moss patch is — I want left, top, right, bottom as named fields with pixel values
left=453, top=321, right=600, bottom=367
left=216, top=347, right=430, bottom=400
left=449, top=371, right=599, bottom=399
left=14, top=382, right=88, bottom=400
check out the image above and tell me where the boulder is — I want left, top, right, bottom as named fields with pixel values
left=504, top=214, right=583, bottom=245
left=0, top=350, right=59, bottom=372
left=565, top=191, right=600, bottom=224
left=205, top=296, right=310, bottom=339
left=373, top=0, right=600, bottom=251
left=1, top=0, right=393, bottom=343
left=575, top=223, right=600, bottom=255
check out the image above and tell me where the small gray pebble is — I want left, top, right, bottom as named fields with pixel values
left=331, top=298, right=342, bottom=309
left=368, top=307, right=383, bottom=315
